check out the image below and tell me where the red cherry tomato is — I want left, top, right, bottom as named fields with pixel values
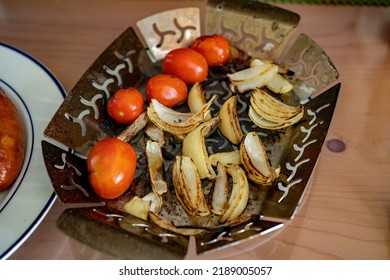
left=107, top=87, right=144, bottom=124
left=191, top=35, right=230, bottom=67
left=87, top=138, right=137, bottom=199
left=146, top=74, right=188, bottom=107
left=162, top=48, right=208, bottom=84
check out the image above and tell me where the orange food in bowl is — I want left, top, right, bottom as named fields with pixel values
left=0, top=88, right=25, bottom=192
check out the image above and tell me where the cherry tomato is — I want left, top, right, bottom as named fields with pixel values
left=146, top=74, right=188, bottom=107
left=87, top=138, right=137, bottom=199
left=162, top=48, right=208, bottom=84
left=191, top=35, right=230, bottom=67
left=107, top=87, right=144, bottom=124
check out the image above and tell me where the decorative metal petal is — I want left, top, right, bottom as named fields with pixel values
left=281, top=33, right=340, bottom=101
left=41, top=140, right=103, bottom=207
left=44, top=27, right=152, bottom=156
left=205, top=0, right=300, bottom=60
left=56, top=207, right=188, bottom=260
left=136, top=7, right=201, bottom=61
left=259, top=83, right=340, bottom=220
left=195, top=217, right=283, bottom=254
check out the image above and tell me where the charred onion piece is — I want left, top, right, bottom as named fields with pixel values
left=240, top=132, right=280, bottom=185
left=123, top=196, right=150, bottom=221
left=229, top=64, right=278, bottom=94
left=228, top=58, right=292, bottom=94
left=218, top=95, right=243, bottom=145
left=145, top=140, right=167, bottom=195
left=210, top=162, right=228, bottom=215
left=142, top=192, right=162, bottom=213
left=209, top=150, right=241, bottom=166
left=219, top=164, right=249, bottom=223
left=249, top=106, right=304, bottom=130
left=251, top=88, right=302, bottom=120
left=248, top=88, right=304, bottom=129
left=144, top=121, right=165, bottom=145
left=187, top=82, right=211, bottom=120
left=146, top=96, right=216, bottom=137
left=172, top=156, right=210, bottom=217
left=149, top=212, right=204, bottom=236
left=182, top=117, right=220, bottom=179
left=116, top=112, right=148, bottom=142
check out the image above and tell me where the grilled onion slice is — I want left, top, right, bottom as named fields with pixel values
left=116, top=112, right=148, bottom=142
left=145, top=140, right=167, bottom=195
left=229, top=64, right=278, bottom=93
left=123, top=196, right=150, bottom=221
left=210, top=162, right=229, bottom=215
left=228, top=58, right=293, bottom=94
left=219, top=164, right=249, bottom=223
left=240, top=132, right=280, bottom=185
left=248, top=106, right=304, bottom=130
left=144, top=121, right=165, bottom=145
left=251, top=88, right=302, bottom=119
left=218, top=96, right=243, bottom=145
left=209, top=150, right=241, bottom=166
left=248, top=88, right=304, bottom=129
left=187, top=82, right=211, bottom=120
left=146, top=95, right=216, bottom=137
left=172, top=156, right=210, bottom=217
left=149, top=212, right=204, bottom=236
left=182, top=117, right=220, bottom=179
left=142, top=192, right=162, bottom=214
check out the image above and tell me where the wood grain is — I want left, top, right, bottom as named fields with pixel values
left=1, top=1, right=389, bottom=260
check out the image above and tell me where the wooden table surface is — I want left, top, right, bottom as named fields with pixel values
left=1, top=0, right=389, bottom=260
